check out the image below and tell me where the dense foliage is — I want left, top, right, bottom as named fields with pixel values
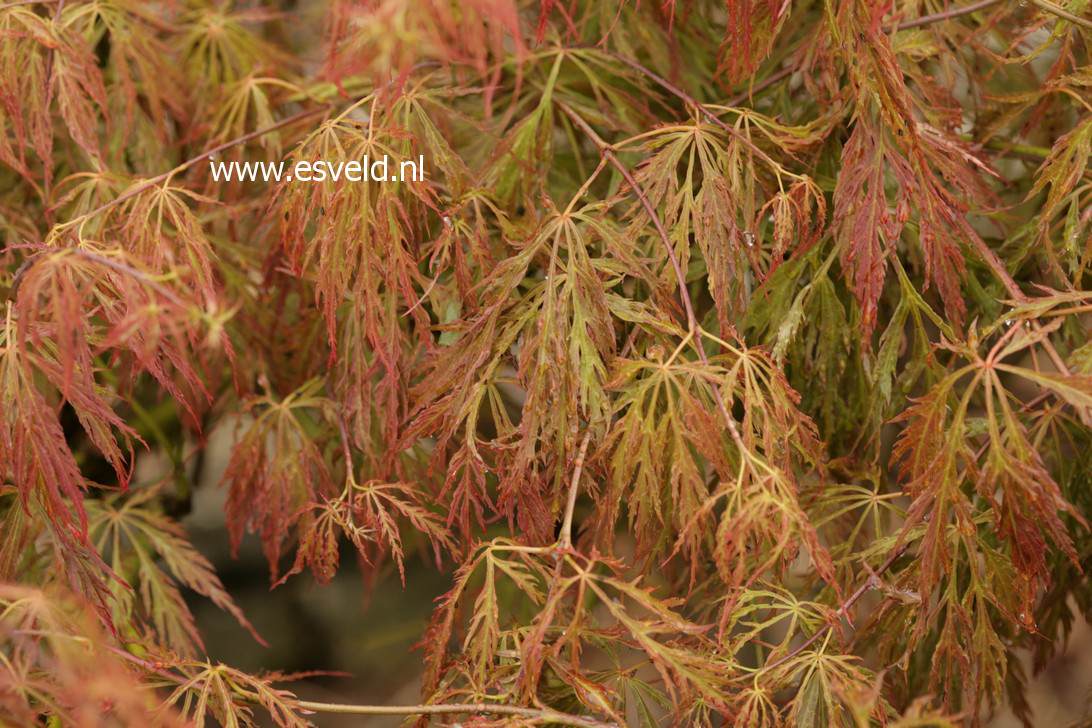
left=2, top=0, right=1092, bottom=725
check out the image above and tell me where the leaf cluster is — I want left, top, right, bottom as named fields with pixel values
left=2, top=0, right=1092, bottom=726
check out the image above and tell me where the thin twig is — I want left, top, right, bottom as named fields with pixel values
left=963, top=134, right=1053, bottom=162
left=106, top=644, right=613, bottom=727
left=601, top=43, right=1075, bottom=382
left=750, top=379, right=1064, bottom=677
left=600, top=51, right=787, bottom=174
left=1027, top=0, right=1092, bottom=31
left=611, top=0, right=1003, bottom=113
left=558, top=429, right=592, bottom=549
left=59, top=106, right=329, bottom=231
left=0, top=0, right=60, bottom=11
left=976, top=257, right=1075, bottom=381
left=892, top=0, right=1004, bottom=30
left=8, top=244, right=185, bottom=306
left=755, top=542, right=911, bottom=675
left=1039, top=303, right=1092, bottom=318
left=556, top=101, right=750, bottom=454
left=55, top=61, right=440, bottom=234
left=556, top=93, right=1069, bottom=687
left=725, top=66, right=793, bottom=107
left=295, top=699, right=612, bottom=725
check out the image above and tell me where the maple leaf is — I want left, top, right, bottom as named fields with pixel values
left=219, top=379, right=336, bottom=577
left=0, top=584, right=179, bottom=726
left=87, top=488, right=263, bottom=655
left=284, top=477, right=453, bottom=586
left=1, top=1, right=1090, bottom=725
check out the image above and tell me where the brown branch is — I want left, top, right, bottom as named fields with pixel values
left=558, top=429, right=592, bottom=549
left=962, top=134, right=1054, bottom=162
left=8, top=244, right=186, bottom=306
left=974, top=251, right=1075, bottom=380
left=556, top=95, right=1049, bottom=687
left=755, top=541, right=912, bottom=675
left=969, top=236, right=1027, bottom=302
left=0, top=0, right=60, bottom=10
left=556, top=101, right=749, bottom=453
left=1027, top=0, right=1092, bottom=30
left=608, top=0, right=1004, bottom=114
left=746, top=327, right=1070, bottom=677
left=603, top=31, right=1074, bottom=383
left=1040, top=303, right=1092, bottom=318
left=725, top=66, right=793, bottom=108
left=60, top=106, right=330, bottom=231
left=56, top=61, right=441, bottom=233
left=331, top=401, right=357, bottom=483
left=600, top=5, right=1046, bottom=333
left=107, top=644, right=613, bottom=727
left=892, top=0, right=1005, bottom=30
left=751, top=381, right=1065, bottom=677
left=294, top=699, right=613, bottom=725
left=600, top=51, right=786, bottom=174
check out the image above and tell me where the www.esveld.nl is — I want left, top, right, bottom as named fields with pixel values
left=208, top=155, right=426, bottom=183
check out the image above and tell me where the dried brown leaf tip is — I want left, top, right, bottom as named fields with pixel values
left=2, top=0, right=1092, bottom=725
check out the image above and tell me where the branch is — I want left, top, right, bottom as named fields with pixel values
left=725, top=66, right=793, bottom=107
left=965, top=244, right=1077, bottom=382
left=600, top=51, right=786, bottom=174
left=754, top=541, right=912, bottom=675
left=107, top=645, right=614, bottom=727
left=610, top=0, right=1004, bottom=112
left=8, top=243, right=186, bottom=306
left=556, top=101, right=750, bottom=454
left=557, top=88, right=1060, bottom=690
left=602, top=36, right=1075, bottom=384
left=892, top=0, right=1004, bottom=30
left=557, top=429, right=592, bottom=549
left=295, top=699, right=614, bottom=725
left=54, top=61, right=440, bottom=234
left=963, top=134, right=1054, bottom=162
left=1027, top=0, right=1092, bottom=30
left=0, top=0, right=60, bottom=10
left=57, top=106, right=329, bottom=233
left=751, top=393, right=1058, bottom=677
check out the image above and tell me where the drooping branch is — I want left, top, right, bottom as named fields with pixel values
left=0, top=0, right=61, bottom=10
left=8, top=244, right=186, bottom=306
left=52, top=62, right=440, bottom=236
left=54, top=106, right=329, bottom=235
left=556, top=101, right=751, bottom=455
left=600, top=40, right=1076, bottom=385
left=725, top=66, right=792, bottom=107
left=605, top=0, right=1006, bottom=117
left=751, top=379, right=1065, bottom=676
left=753, top=542, right=912, bottom=676
left=704, top=1, right=1008, bottom=109
left=598, top=51, right=788, bottom=175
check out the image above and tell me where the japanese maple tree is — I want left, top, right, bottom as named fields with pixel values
left=2, top=0, right=1092, bottom=725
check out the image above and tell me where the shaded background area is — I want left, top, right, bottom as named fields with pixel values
left=177, top=423, right=447, bottom=726
left=169, top=423, right=1092, bottom=726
